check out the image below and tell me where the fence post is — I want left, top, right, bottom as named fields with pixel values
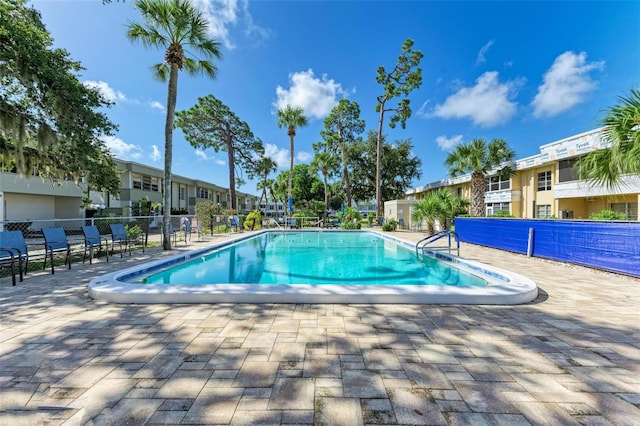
left=527, top=227, right=535, bottom=257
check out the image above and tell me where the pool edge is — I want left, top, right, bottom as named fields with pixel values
left=88, top=230, right=539, bottom=305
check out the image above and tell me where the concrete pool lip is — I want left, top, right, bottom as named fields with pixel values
left=88, top=230, right=538, bottom=305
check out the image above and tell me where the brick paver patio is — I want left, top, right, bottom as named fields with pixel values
left=1, top=231, right=639, bottom=425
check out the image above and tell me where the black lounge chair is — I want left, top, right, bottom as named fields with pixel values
left=42, top=227, right=72, bottom=274
left=82, top=225, right=109, bottom=264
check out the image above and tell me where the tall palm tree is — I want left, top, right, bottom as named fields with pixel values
left=310, top=150, right=339, bottom=222
left=445, top=138, right=515, bottom=217
left=578, top=88, right=640, bottom=187
left=256, top=156, right=277, bottom=212
left=127, top=0, right=221, bottom=250
left=277, top=105, right=307, bottom=215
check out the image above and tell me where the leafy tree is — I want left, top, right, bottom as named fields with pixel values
left=578, top=88, right=640, bottom=187
left=412, top=188, right=469, bottom=234
left=310, top=143, right=339, bottom=220
left=0, top=0, right=120, bottom=195
left=374, top=38, right=423, bottom=220
left=445, top=138, right=515, bottom=217
left=273, top=164, right=323, bottom=211
left=349, top=130, right=422, bottom=204
left=175, top=95, right=264, bottom=211
left=277, top=105, right=308, bottom=214
left=255, top=155, right=278, bottom=211
left=320, top=99, right=365, bottom=207
left=127, top=0, right=222, bottom=250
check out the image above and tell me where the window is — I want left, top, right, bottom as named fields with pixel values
left=456, top=187, right=462, bottom=197
left=558, top=158, right=579, bottom=183
left=197, top=187, right=210, bottom=199
left=215, top=194, right=221, bottom=203
left=486, top=202, right=510, bottom=216
left=537, top=204, right=552, bottom=219
left=132, top=173, right=159, bottom=191
left=537, top=171, right=552, bottom=191
left=485, top=175, right=510, bottom=192
left=611, top=202, right=638, bottom=221
left=179, top=187, right=185, bottom=201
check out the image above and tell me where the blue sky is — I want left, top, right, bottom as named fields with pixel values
left=33, top=0, right=639, bottom=197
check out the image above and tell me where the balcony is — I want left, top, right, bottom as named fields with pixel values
left=554, top=175, right=640, bottom=199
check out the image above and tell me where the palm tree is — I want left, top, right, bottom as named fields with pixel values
left=445, top=138, right=515, bottom=217
left=310, top=150, right=339, bottom=223
left=277, top=105, right=308, bottom=215
left=578, top=88, right=640, bottom=187
left=256, top=156, right=277, bottom=212
left=412, top=188, right=469, bottom=234
left=127, top=0, right=221, bottom=250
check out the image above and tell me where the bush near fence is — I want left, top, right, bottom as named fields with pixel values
left=455, top=217, right=640, bottom=278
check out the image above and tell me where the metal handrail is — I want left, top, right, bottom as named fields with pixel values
left=416, top=230, right=460, bottom=256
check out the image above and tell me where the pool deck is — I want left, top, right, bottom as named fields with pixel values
left=1, top=230, right=639, bottom=425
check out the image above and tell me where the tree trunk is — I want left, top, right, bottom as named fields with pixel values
left=375, top=108, right=385, bottom=222
left=288, top=133, right=294, bottom=215
left=342, top=146, right=351, bottom=208
left=227, top=140, right=236, bottom=211
left=471, top=172, right=485, bottom=217
left=162, top=64, right=179, bottom=250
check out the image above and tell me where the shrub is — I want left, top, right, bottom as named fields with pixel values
left=589, top=209, right=627, bottom=220
left=126, top=223, right=144, bottom=240
left=489, top=210, right=513, bottom=218
left=382, top=219, right=397, bottom=231
left=341, top=220, right=361, bottom=230
left=244, top=210, right=262, bottom=230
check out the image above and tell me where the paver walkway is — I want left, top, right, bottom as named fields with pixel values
left=1, top=230, right=639, bottom=425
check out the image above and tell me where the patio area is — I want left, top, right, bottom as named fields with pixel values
left=1, top=231, right=639, bottom=425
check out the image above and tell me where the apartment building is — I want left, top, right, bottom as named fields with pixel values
left=0, top=158, right=259, bottom=224
left=400, top=128, right=639, bottom=225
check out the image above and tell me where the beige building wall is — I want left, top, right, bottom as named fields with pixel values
left=406, top=128, right=639, bottom=221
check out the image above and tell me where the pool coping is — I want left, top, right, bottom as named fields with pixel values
left=88, top=230, right=538, bottom=305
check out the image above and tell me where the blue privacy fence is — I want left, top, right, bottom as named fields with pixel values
left=455, top=218, right=640, bottom=278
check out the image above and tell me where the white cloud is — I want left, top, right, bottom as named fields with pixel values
left=83, top=80, right=126, bottom=103
left=192, top=0, right=270, bottom=50
left=150, top=145, right=161, bottom=162
left=296, top=151, right=313, bottom=163
left=148, top=100, right=164, bottom=111
left=476, top=40, right=494, bottom=65
left=265, top=143, right=289, bottom=169
left=274, top=69, right=349, bottom=120
left=103, top=135, right=143, bottom=160
left=436, top=134, right=464, bottom=151
left=83, top=80, right=164, bottom=112
left=531, top=51, right=604, bottom=118
left=432, top=71, right=519, bottom=127
left=195, top=148, right=225, bottom=165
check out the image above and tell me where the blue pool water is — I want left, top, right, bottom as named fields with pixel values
left=142, top=231, right=487, bottom=287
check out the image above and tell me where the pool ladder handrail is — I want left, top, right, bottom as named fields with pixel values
left=415, top=230, right=460, bottom=257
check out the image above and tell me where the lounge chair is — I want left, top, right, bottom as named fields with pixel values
left=183, top=220, right=192, bottom=242
left=42, top=227, right=72, bottom=274
left=288, top=217, right=298, bottom=229
left=82, top=225, right=109, bottom=264
left=0, top=248, right=18, bottom=286
left=109, top=223, right=133, bottom=257
left=230, top=216, right=240, bottom=232
left=0, top=230, right=31, bottom=283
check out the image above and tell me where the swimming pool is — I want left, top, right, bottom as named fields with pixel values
left=88, top=230, right=538, bottom=304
